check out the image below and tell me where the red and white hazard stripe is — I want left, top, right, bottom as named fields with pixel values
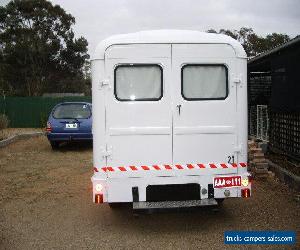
left=94, top=162, right=247, bottom=172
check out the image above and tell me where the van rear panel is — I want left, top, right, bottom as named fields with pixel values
left=91, top=32, right=250, bottom=206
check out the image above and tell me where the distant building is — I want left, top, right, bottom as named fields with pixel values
left=248, top=36, right=300, bottom=160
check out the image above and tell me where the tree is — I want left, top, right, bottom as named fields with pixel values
left=206, top=29, right=217, bottom=34
left=0, top=0, right=89, bottom=96
left=207, top=27, right=291, bottom=57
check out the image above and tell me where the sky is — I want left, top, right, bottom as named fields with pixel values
left=1, top=0, right=300, bottom=55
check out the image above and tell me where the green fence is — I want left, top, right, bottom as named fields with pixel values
left=0, top=96, right=92, bottom=128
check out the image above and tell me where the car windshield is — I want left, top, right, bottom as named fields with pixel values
left=53, top=104, right=91, bottom=119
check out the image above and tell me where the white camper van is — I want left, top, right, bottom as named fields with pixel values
left=91, top=30, right=251, bottom=210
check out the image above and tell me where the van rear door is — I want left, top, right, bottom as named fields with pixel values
left=104, top=44, right=172, bottom=172
left=172, top=44, right=239, bottom=173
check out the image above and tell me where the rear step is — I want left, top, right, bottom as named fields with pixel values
left=133, top=198, right=218, bottom=210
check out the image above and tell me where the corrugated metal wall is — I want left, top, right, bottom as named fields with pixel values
left=0, top=97, right=92, bottom=128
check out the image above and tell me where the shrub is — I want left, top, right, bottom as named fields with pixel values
left=40, top=112, right=48, bottom=128
left=0, top=114, right=9, bottom=130
left=0, top=114, right=9, bottom=140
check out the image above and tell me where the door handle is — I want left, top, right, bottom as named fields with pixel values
left=177, top=104, right=182, bottom=115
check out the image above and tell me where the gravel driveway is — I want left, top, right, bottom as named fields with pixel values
left=0, top=136, right=299, bottom=249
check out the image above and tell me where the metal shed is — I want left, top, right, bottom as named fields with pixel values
left=248, top=36, right=300, bottom=161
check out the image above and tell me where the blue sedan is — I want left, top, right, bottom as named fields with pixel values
left=46, top=102, right=92, bottom=149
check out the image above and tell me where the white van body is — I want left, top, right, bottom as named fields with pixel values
left=91, top=30, right=251, bottom=209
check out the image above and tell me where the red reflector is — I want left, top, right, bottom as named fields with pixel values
left=241, top=188, right=251, bottom=198
left=95, top=194, right=103, bottom=204
left=46, top=122, right=52, bottom=132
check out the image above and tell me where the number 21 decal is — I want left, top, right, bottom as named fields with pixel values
left=228, top=155, right=235, bottom=164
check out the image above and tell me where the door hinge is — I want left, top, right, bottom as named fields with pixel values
left=98, top=79, right=110, bottom=90
left=234, top=144, right=242, bottom=153
left=102, top=146, right=112, bottom=159
left=233, top=77, right=243, bottom=88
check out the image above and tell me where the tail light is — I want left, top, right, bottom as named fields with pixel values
left=95, top=194, right=103, bottom=204
left=46, top=122, right=52, bottom=132
left=241, top=188, right=251, bottom=198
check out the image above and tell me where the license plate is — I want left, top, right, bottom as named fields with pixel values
left=214, top=176, right=241, bottom=188
left=65, top=123, right=77, bottom=129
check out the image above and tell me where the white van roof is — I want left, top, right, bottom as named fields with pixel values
left=93, top=29, right=247, bottom=60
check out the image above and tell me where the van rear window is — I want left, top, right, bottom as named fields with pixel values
left=114, top=64, right=163, bottom=101
left=53, top=104, right=91, bottom=119
left=182, top=65, right=228, bottom=100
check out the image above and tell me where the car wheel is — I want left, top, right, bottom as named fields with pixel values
left=50, top=141, right=60, bottom=150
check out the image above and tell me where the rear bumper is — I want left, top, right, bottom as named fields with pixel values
left=47, top=132, right=92, bottom=141
left=133, top=199, right=218, bottom=210
left=91, top=173, right=252, bottom=203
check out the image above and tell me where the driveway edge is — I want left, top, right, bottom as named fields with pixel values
left=0, top=132, right=45, bottom=148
